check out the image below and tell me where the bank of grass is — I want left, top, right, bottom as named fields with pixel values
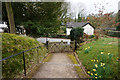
left=67, top=53, right=88, bottom=78
left=76, top=37, right=119, bottom=79
left=2, top=33, right=47, bottom=78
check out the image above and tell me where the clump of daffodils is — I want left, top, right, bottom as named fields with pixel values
left=101, top=63, right=105, bottom=66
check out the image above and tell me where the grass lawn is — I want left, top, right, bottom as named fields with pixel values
left=76, top=37, right=119, bottom=79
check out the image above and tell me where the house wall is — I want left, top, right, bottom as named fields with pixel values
left=66, top=28, right=72, bottom=35
left=83, top=24, right=94, bottom=35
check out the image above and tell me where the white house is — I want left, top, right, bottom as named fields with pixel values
left=66, top=22, right=95, bottom=35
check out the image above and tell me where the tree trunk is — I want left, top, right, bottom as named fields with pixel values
left=5, top=2, right=16, bottom=34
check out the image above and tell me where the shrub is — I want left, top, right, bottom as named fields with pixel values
left=2, top=33, right=47, bottom=78
left=89, top=35, right=95, bottom=38
left=70, top=27, right=84, bottom=43
left=106, top=30, right=120, bottom=37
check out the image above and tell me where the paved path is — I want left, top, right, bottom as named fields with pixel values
left=32, top=53, right=78, bottom=78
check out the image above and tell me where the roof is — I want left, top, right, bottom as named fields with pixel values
left=66, top=22, right=94, bottom=28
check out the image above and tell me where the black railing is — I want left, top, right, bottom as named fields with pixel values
left=0, top=46, right=41, bottom=76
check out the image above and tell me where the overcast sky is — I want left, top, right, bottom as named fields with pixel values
left=66, top=0, right=120, bottom=18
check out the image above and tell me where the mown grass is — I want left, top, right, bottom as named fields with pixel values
left=67, top=53, right=88, bottom=78
left=76, top=37, right=119, bottom=79
left=2, top=33, right=47, bottom=78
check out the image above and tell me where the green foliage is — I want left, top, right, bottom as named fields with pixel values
left=2, top=2, right=68, bottom=36
left=77, top=13, right=82, bottom=22
left=116, top=25, right=120, bottom=31
left=76, top=38, right=119, bottom=78
left=107, top=30, right=120, bottom=37
left=89, top=35, right=95, bottom=38
left=2, top=33, right=47, bottom=78
left=70, top=27, right=84, bottom=43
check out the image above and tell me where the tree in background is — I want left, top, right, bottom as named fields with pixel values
left=2, top=2, right=68, bottom=37
left=5, top=2, right=16, bottom=34
left=116, top=10, right=120, bottom=31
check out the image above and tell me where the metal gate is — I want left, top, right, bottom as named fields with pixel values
left=48, top=41, right=75, bottom=53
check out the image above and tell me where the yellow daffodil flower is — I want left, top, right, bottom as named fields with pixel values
left=101, top=52, right=103, bottom=54
left=87, top=71, right=90, bottom=74
left=88, top=47, right=90, bottom=48
left=93, top=69, right=96, bottom=72
left=91, top=60, right=93, bottom=62
left=108, top=53, right=110, bottom=55
left=94, top=60, right=96, bottom=62
left=95, top=64, right=98, bottom=68
left=95, top=77, right=97, bottom=79
left=101, top=63, right=105, bottom=66
left=101, top=63, right=104, bottom=66
left=95, top=74, right=97, bottom=76
left=96, top=60, right=98, bottom=62
left=85, top=48, right=87, bottom=50
left=91, top=73, right=93, bottom=75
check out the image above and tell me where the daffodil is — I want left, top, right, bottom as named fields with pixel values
left=94, top=60, right=96, bottom=62
left=91, top=73, right=93, bottom=75
left=95, top=74, right=97, bottom=76
left=101, top=63, right=104, bottom=66
left=108, top=53, right=110, bottom=55
left=87, top=71, right=90, bottom=74
left=91, top=60, right=93, bottom=62
left=102, top=63, right=105, bottom=66
left=96, top=60, right=98, bottom=62
left=88, top=47, right=90, bottom=48
left=101, top=52, right=104, bottom=54
left=95, top=64, right=98, bottom=68
left=85, top=48, right=87, bottom=50
left=93, top=69, right=96, bottom=72
left=95, top=77, right=97, bottom=79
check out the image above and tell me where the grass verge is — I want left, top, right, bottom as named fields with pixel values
left=67, top=53, right=88, bottom=78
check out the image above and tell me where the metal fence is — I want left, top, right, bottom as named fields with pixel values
left=0, top=46, right=41, bottom=77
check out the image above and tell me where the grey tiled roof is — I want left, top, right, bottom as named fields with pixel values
left=66, top=22, right=88, bottom=28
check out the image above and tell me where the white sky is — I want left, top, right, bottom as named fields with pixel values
left=66, top=0, right=120, bottom=18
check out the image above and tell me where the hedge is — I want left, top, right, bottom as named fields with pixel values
left=106, top=30, right=120, bottom=37
left=2, top=33, right=47, bottom=78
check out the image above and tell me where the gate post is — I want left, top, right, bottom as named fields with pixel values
left=74, top=40, right=77, bottom=52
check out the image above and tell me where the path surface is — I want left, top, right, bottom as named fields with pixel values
left=32, top=53, right=78, bottom=78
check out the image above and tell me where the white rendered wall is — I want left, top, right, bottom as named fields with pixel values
left=83, top=24, right=94, bottom=35
left=66, top=28, right=72, bottom=35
